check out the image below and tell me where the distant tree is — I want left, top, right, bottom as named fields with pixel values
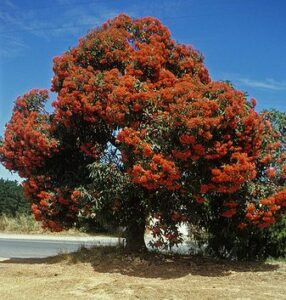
left=0, top=178, right=30, bottom=216
left=0, top=14, right=285, bottom=254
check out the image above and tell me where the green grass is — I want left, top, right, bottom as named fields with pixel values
left=266, top=256, right=286, bottom=264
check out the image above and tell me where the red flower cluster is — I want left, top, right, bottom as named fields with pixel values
left=211, top=153, right=257, bottom=193
left=0, top=90, right=58, bottom=177
left=245, top=189, right=286, bottom=228
left=131, top=154, right=180, bottom=190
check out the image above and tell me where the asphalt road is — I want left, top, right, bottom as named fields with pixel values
left=0, top=234, right=124, bottom=259
left=0, top=233, right=201, bottom=260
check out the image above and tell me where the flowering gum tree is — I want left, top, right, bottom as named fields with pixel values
left=1, top=14, right=285, bottom=253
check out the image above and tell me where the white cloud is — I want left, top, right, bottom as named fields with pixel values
left=0, top=35, right=27, bottom=58
left=236, top=77, right=286, bottom=91
left=2, top=0, right=17, bottom=9
left=0, top=0, right=123, bottom=59
left=217, top=72, right=286, bottom=91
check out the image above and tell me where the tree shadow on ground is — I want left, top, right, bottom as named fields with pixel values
left=1, top=246, right=282, bottom=280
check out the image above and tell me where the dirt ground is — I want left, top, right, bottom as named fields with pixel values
left=1, top=247, right=285, bottom=300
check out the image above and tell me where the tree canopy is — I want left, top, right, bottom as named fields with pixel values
left=0, top=14, right=285, bottom=254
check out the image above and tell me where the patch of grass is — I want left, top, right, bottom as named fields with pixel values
left=266, top=257, right=286, bottom=264
left=52, top=245, right=126, bottom=265
left=0, top=214, right=89, bottom=236
left=51, top=245, right=284, bottom=275
left=0, top=214, right=43, bottom=233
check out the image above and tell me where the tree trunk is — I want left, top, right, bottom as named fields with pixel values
left=125, top=218, right=147, bottom=253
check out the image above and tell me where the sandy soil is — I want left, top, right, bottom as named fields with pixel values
left=1, top=247, right=285, bottom=300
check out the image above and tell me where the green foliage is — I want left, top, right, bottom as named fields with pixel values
left=263, top=109, right=286, bottom=144
left=78, top=159, right=146, bottom=232
left=0, top=178, right=30, bottom=216
left=204, top=217, right=286, bottom=260
left=266, top=215, right=286, bottom=257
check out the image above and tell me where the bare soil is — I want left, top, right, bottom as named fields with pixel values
left=1, top=247, right=285, bottom=300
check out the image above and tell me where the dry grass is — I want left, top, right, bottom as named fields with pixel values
left=0, top=214, right=88, bottom=236
left=0, top=214, right=43, bottom=233
left=0, top=246, right=285, bottom=300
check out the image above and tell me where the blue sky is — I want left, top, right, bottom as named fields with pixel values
left=0, top=0, right=286, bottom=181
